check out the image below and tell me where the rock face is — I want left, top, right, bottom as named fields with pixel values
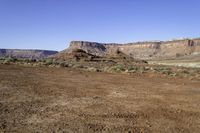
left=62, top=38, right=200, bottom=60
left=0, top=49, right=58, bottom=59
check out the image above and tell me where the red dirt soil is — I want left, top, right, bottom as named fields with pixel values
left=0, top=64, right=200, bottom=133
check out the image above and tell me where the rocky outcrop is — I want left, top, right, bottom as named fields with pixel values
left=62, top=38, right=200, bottom=60
left=66, top=41, right=107, bottom=56
left=0, top=49, right=58, bottom=59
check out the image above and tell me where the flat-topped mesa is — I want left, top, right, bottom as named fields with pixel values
left=66, top=38, right=200, bottom=60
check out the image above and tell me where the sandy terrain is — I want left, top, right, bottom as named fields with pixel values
left=0, top=64, right=200, bottom=133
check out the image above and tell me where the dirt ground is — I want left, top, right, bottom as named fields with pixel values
left=0, top=64, right=200, bottom=133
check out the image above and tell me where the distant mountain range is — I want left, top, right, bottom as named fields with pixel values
left=0, top=49, right=58, bottom=59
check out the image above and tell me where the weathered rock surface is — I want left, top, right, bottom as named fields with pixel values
left=61, top=38, right=200, bottom=60
left=0, top=49, right=58, bottom=59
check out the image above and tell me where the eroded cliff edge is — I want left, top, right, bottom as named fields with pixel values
left=60, top=38, right=200, bottom=60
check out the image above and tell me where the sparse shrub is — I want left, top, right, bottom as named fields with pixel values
left=3, top=59, right=10, bottom=65
left=68, top=63, right=74, bottom=67
left=127, top=66, right=138, bottom=71
left=170, top=73, right=177, bottom=77
left=125, top=66, right=139, bottom=73
left=161, top=70, right=173, bottom=75
left=112, top=65, right=126, bottom=72
left=138, top=67, right=145, bottom=74
left=0, top=57, right=6, bottom=61
left=39, top=59, right=46, bottom=63
left=153, top=67, right=172, bottom=73
left=9, top=57, right=17, bottom=62
left=72, top=64, right=84, bottom=69
left=30, top=59, right=37, bottom=62
left=59, top=62, right=68, bottom=67
left=3, top=57, right=17, bottom=64
left=144, top=66, right=150, bottom=70
left=176, top=53, right=185, bottom=58
left=24, top=58, right=30, bottom=63
left=15, top=58, right=23, bottom=62
left=59, top=62, right=65, bottom=67
left=153, top=67, right=173, bottom=75
left=45, top=58, right=54, bottom=65
left=87, top=67, right=100, bottom=72
left=181, top=70, right=190, bottom=74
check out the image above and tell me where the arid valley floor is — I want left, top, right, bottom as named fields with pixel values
left=0, top=64, right=200, bottom=133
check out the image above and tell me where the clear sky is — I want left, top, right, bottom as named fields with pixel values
left=0, top=0, right=200, bottom=51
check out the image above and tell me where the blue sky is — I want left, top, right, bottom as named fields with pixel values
left=0, top=0, right=200, bottom=51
